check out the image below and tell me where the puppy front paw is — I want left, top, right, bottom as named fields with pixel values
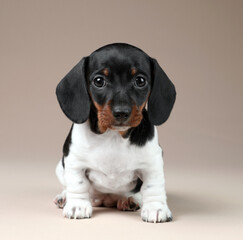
left=63, top=199, right=92, bottom=219
left=141, top=202, right=172, bottom=223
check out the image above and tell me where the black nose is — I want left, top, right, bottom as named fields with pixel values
left=112, top=108, right=131, bottom=121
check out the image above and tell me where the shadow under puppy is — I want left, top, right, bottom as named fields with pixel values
left=54, top=43, right=176, bottom=223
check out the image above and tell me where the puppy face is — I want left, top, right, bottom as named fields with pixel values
left=86, top=46, right=151, bottom=133
left=56, top=43, right=176, bottom=134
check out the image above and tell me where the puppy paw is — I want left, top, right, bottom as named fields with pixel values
left=63, top=199, right=92, bottom=219
left=141, top=202, right=172, bottom=223
left=117, top=197, right=140, bottom=211
left=54, top=193, right=66, bottom=209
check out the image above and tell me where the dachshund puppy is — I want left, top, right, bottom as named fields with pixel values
left=54, top=43, right=176, bottom=223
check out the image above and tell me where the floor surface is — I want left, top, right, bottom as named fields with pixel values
left=1, top=157, right=242, bottom=240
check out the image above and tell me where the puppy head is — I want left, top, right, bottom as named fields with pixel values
left=56, top=43, right=176, bottom=133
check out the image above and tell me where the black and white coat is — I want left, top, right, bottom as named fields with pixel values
left=54, top=43, right=176, bottom=223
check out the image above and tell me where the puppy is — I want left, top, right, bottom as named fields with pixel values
left=54, top=43, right=176, bottom=223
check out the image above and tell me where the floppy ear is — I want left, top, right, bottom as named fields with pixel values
left=56, top=57, right=90, bottom=123
left=148, top=58, right=176, bottom=125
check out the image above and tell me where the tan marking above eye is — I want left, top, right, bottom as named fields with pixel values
left=103, top=68, right=109, bottom=76
left=131, top=68, right=137, bottom=76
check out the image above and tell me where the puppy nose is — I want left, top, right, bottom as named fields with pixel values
left=112, top=108, right=131, bottom=121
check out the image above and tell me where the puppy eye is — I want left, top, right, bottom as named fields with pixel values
left=93, top=77, right=106, bottom=88
left=134, top=77, right=147, bottom=88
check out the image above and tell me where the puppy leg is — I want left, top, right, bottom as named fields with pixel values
left=103, top=194, right=119, bottom=207
left=62, top=152, right=92, bottom=219
left=54, top=160, right=67, bottom=208
left=89, top=187, right=107, bottom=207
left=89, top=188, right=120, bottom=208
left=140, top=150, right=172, bottom=223
left=89, top=189, right=141, bottom=211
left=55, top=159, right=66, bottom=186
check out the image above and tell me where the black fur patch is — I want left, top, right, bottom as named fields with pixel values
left=128, top=109, right=154, bottom=146
left=88, top=102, right=101, bottom=134
left=61, top=156, right=65, bottom=168
left=131, top=178, right=143, bottom=193
left=62, top=124, right=73, bottom=168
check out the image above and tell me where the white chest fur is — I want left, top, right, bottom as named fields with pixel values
left=68, top=121, right=161, bottom=193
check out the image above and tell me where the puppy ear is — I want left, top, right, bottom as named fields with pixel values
left=56, top=57, right=90, bottom=123
left=148, top=58, right=176, bottom=125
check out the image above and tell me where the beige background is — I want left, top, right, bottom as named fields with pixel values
left=0, top=0, right=242, bottom=239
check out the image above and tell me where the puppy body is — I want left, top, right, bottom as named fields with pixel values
left=56, top=120, right=169, bottom=221
left=55, top=43, right=176, bottom=223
